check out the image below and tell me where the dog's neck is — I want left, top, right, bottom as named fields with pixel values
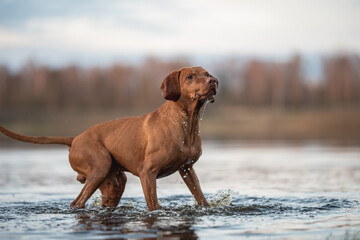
left=161, top=98, right=206, bottom=144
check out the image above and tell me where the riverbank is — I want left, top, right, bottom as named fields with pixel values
left=1, top=107, right=359, bottom=145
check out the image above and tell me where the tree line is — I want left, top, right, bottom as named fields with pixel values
left=0, top=55, right=359, bottom=112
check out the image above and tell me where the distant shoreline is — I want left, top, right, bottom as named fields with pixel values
left=1, top=107, right=359, bottom=147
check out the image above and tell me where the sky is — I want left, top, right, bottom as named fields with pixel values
left=0, top=0, right=359, bottom=69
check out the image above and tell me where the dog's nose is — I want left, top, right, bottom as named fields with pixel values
left=207, top=78, right=218, bottom=88
left=207, top=77, right=217, bottom=86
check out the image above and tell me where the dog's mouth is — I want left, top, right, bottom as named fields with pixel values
left=207, top=88, right=216, bottom=103
left=195, top=86, right=217, bottom=103
left=209, top=85, right=217, bottom=95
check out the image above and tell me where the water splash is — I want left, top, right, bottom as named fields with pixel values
left=200, top=100, right=210, bottom=121
left=88, top=195, right=102, bottom=207
left=209, top=189, right=240, bottom=207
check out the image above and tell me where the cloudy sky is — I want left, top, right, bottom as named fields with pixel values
left=0, top=0, right=359, bottom=68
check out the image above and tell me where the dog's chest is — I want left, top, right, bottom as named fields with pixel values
left=178, top=143, right=201, bottom=165
left=157, top=143, right=201, bottom=179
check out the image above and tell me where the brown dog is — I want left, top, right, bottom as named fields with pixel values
left=0, top=66, right=218, bottom=211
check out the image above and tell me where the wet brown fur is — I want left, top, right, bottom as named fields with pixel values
left=0, top=67, right=218, bottom=211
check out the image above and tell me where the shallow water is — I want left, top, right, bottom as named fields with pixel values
left=0, top=142, right=359, bottom=239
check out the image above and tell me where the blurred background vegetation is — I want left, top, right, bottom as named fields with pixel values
left=1, top=54, right=359, bottom=145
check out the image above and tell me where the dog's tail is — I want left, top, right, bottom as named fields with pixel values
left=0, top=126, right=74, bottom=147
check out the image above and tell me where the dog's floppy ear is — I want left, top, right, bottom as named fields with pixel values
left=160, top=70, right=180, bottom=101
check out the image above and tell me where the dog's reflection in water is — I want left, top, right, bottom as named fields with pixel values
left=75, top=211, right=198, bottom=240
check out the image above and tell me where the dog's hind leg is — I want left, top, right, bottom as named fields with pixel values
left=69, top=147, right=112, bottom=209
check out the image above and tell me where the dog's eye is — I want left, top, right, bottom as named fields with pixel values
left=187, top=74, right=193, bottom=80
left=205, top=72, right=210, bottom=77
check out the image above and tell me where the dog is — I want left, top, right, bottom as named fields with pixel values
left=0, top=66, right=218, bottom=211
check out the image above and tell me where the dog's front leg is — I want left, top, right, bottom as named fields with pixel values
left=179, top=166, right=210, bottom=207
left=139, top=164, right=160, bottom=211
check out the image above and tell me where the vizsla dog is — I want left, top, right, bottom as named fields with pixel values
left=0, top=66, right=218, bottom=211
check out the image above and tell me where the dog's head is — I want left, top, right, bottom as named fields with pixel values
left=160, top=67, right=218, bottom=103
